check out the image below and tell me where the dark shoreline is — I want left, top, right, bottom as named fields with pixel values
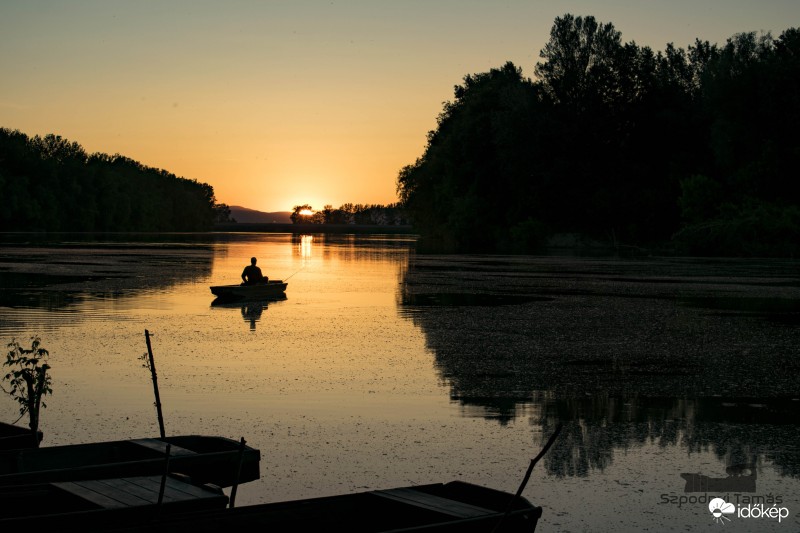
left=213, top=223, right=416, bottom=235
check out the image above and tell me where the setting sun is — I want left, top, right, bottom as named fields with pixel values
left=298, top=209, right=314, bottom=216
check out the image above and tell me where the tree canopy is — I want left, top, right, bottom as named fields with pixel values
left=398, top=15, right=800, bottom=255
left=0, top=129, right=230, bottom=232
left=290, top=203, right=409, bottom=226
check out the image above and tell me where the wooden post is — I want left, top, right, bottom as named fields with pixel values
left=228, top=437, right=247, bottom=508
left=492, top=424, right=562, bottom=533
left=157, top=443, right=172, bottom=508
left=31, top=365, right=49, bottom=448
left=144, top=330, right=166, bottom=439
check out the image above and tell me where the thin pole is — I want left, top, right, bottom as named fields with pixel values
left=145, top=329, right=166, bottom=439
left=155, top=443, right=172, bottom=516
left=228, top=437, right=247, bottom=508
left=283, top=267, right=303, bottom=281
left=492, top=424, right=563, bottom=533
left=157, top=443, right=172, bottom=508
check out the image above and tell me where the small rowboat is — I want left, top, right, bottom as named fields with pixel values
left=0, top=435, right=260, bottom=488
left=18, top=480, right=543, bottom=532
left=210, top=280, right=287, bottom=302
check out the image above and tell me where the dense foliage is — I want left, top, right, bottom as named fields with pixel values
left=0, top=129, right=230, bottom=232
left=397, top=15, right=800, bottom=255
left=290, top=203, right=410, bottom=225
left=2, top=337, right=51, bottom=444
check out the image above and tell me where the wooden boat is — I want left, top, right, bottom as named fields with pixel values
left=0, top=421, right=43, bottom=449
left=0, top=473, right=228, bottom=527
left=209, top=280, right=287, bottom=301
left=57, top=480, right=542, bottom=532
left=0, top=435, right=260, bottom=488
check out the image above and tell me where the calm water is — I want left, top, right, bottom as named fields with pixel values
left=0, top=233, right=798, bottom=532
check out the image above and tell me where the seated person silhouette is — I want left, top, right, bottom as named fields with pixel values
left=241, top=257, right=268, bottom=285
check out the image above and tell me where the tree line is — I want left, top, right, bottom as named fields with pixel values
left=0, top=129, right=231, bottom=232
left=397, top=14, right=800, bottom=256
left=290, top=203, right=410, bottom=225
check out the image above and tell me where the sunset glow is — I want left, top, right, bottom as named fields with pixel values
left=2, top=1, right=798, bottom=212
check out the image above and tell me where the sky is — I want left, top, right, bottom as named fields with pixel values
left=2, top=1, right=799, bottom=213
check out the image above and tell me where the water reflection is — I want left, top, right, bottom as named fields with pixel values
left=536, top=393, right=800, bottom=480
left=399, top=254, right=800, bottom=480
left=210, top=296, right=287, bottom=331
left=0, top=241, right=215, bottom=308
left=0, top=240, right=216, bottom=334
left=292, top=233, right=415, bottom=263
left=296, top=234, right=314, bottom=260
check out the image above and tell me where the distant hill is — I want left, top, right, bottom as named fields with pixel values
left=229, top=206, right=292, bottom=224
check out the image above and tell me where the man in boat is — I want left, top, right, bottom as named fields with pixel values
left=241, top=257, right=269, bottom=285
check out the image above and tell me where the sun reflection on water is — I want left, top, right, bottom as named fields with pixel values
left=299, top=234, right=313, bottom=260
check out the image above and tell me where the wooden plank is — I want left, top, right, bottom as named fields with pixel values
left=129, top=438, right=197, bottom=456
left=54, top=481, right=132, bottom=509
left=121, top=475, right=217, bottom=501
left=78, top=477, right=164, bottom=505
left=54, top=476, right=224, bottom=509
left=76, top=479, right=158, bottom=506
left=371, top=488, right=495, bottom=518
left=160, top=477, right=223, bottom=499
left=130, top=476, right=229, bottom=510
left=120, top=476, right=183, bottom=503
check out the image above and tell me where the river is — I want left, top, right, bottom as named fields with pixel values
left=0, top=233, right=798, bottom=531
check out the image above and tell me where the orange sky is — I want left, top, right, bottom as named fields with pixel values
left=2, top=1, right=798, bottom=212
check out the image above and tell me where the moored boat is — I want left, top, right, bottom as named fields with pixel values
left=210, top=280, right=287, bottom=301
left=0, top=473, right=228, bottom=527
left=0, top=422, right=43, bottom=449
left=0, top=435, right=260, bottom=488
left=29, top=480, right=542, bottom=532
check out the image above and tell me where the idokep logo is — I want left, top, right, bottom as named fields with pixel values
left=709, top=498, right=735, bottom=524
left=708, top=497, right=790, bottom=524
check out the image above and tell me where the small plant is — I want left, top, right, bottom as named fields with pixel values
left=2, top=337, right=52, bottom=446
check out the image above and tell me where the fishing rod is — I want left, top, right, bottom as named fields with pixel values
left=283, top=267, right=304, bottom=281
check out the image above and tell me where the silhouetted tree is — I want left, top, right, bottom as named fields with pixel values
left=398, top=62, right=544, bottom=252
left=398, top=14, right=800, bottom=255
left=290, top=204, right=314, bottom=224
left=289, top=203, right=409, bottom=226
left=535, top=14, right=623, bottom=109
left=213, top=203, right=234, bottom=224
left=0, top=129, right=222, bottom=232
left=2, top=337, right=52, bottom=447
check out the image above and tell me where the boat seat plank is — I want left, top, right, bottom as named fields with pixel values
left=371, top=487, right=495, bottom=518
left=54, top=476, right=222, bottom=509
left=54, top=480, right=138, bottom=509
left=121, top=475, right=221, bottom=500
left=74, top=477, right=175, bottom=504
left=129, top=438, right=197, bottom=457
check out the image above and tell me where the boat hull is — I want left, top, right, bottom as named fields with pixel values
left=0, top=435, right=260, bottom=488
left=16, top=480, right=542, bottom=532
left=0, top=422, right=43, bottom=449
left=210, top=280, right=287, bottom=301
left=0, top=474, right=228, bottom=526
